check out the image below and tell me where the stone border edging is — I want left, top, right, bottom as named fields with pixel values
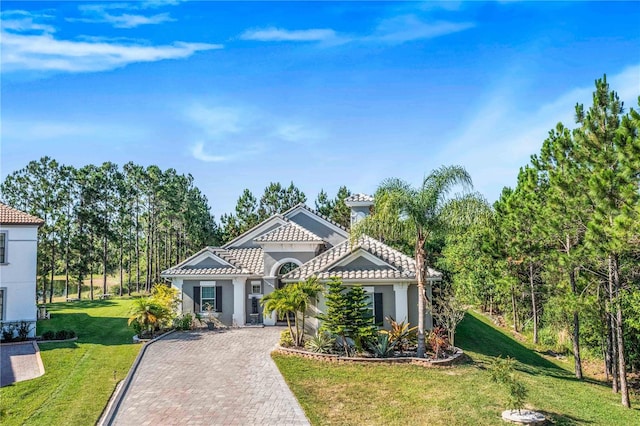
left=97, top=330, right=176, bottom=426
left=38, top=336, right=79, bottom=343
left=275, top=346, right=464, bottom=366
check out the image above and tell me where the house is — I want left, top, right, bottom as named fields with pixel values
left=0, top=203, right=44, bottom=337
left=161, top=194, right=441, bottom=330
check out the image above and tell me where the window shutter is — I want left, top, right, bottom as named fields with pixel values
left=216, top=286, right=223, bottom=312
left=374, top=293, right=383, bottom=325
left=193, top=286, right=201, bottom=313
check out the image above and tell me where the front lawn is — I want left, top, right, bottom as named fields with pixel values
left=0, top=299, right=140, bottom=426
left=274, top=311, right=640, bottom=425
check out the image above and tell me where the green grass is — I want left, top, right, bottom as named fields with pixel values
left=274, top=311, right=640, bottom=425
left=0, top=299, right=140, bottom=426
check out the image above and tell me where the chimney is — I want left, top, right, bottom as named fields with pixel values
left=344, top=193, right=374, bottom=228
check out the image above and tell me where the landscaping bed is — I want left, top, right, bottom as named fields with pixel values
left=275, top=345, right=464, bottom=366
left=274, top=311, right=640, bottom=426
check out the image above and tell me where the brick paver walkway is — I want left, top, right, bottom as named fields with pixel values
left=111, top=327, right=309, bottom=426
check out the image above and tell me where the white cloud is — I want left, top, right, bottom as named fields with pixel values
left=184, top=103, right=326, bottom=162
left=190, top=142, right=230, bottom=163
left=185, top=105, right=243, bottom=139
left=369, top=15, right=474, bottom=44
left=239, top=15, right=473, bottom=46
left=274, top=123, right=326, bottom=143
left=433, top=64, right=640, bottom=202
left=240, top=27, right=340, bottom=43
left=70, top=3, right=175, bottom=28
left=1, top=10, right=222, bottom=73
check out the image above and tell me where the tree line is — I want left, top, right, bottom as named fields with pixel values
left=438, top=76, right=639, bottom=407
left=0, top=159, right=353, bottom=301
left=1, top=159, right=218, bottom=300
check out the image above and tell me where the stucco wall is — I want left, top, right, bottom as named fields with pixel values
left=263, top=250, right=317, bottom=277
left=182, top=279, right=234, bottom=325
left=0, top=225, right=38, bottom=335
left=408, top=283, right=433, bottom=330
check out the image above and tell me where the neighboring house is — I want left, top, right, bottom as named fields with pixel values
left=0, top=203, right=44, bottom=337
left=161, top=194, right=441, bottom=331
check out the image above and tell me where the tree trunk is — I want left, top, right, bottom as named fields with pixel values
left=119, top=238, right=124, bottom=297
left=102, top=234, right=108, bottom=295
left=64, top=238, right=70, bottom=299
left=529, top=262, right=538, bottom=344
left=416, top=236, right=427, bottom=358
left=612, top=254, right=630, bottom=408
left=608, top=256, right=619, bottom=393
left=49, top=239, right=55, bottom=304
left=511, top=283, right=518, bottom=332
left=135, top=199, right=140, bottom=293
left=569, top=267, right=583, bottom=379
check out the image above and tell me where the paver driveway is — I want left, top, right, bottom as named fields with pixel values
left=111, top=327, right=309, bottom=426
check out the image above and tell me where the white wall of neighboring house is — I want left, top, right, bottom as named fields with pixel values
left=0, top=224, right=39, bottom=337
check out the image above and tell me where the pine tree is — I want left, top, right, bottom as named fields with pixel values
left=345, top=285, right=377, bottom=350
left=317, top=278, right=351, bottom=355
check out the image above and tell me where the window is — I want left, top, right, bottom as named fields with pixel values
left=201, top=286, right=216, bottom=311
left=277, top=262, right=299, bottom=276
left=364, top=287, right=383, bottom=326
left=0, top=232, right=6, bottom=264
left=0, top=289, right=4, bottom=320
left=251, top=281, right=261, bottom=294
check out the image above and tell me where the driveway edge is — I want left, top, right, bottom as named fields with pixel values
left=97, top=330, right=176, bottom=426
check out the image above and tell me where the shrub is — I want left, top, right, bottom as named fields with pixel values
left=279, top=329, right=294, bottom=347
left=305, top=332, right=335, bottom=353
left=66, top=330, right=77, bottom=339
left=128, top=297, right=171, bottom=337
left=488, top=356, right=528, bottom=413
left=428, top=327, right=450, bottom=359
left=42, top=330, right=55, bottom=340
left=381, top=316, right=417, bottom=353
left=174, top=313, right=196, bottom=331
left=17, top=321, right=33, bottom=341
left=55, top=330, right=69, bottom=340
left=368, top=333, right=396, bottom=358
left=1, top=323, right=15, bottom=342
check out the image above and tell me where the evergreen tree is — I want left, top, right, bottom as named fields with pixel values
left=317, top=278, right=351, bottom=355
left=345, top=285, right=377, bottom=350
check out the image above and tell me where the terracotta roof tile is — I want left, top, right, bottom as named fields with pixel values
left=0, top=203, right=44, bottom=225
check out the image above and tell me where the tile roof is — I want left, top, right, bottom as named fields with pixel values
left=254, top=222, right=324, bottom=243
left=282, top=203, right=349, bottom=232
left=227, top=247, right=264, bottom=275
left=162, top=246, right=264, bottom=277
left=282, top=235, right=441, bottom=281
left=0, top=203, right=44, bottom=225
left=345, top=193, right=374, bottom=203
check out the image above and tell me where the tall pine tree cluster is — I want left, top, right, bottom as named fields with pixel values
left=439, top=76, right=639, bottom=407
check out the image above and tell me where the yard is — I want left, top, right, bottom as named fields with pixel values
left=0, top=299, right=140, bottom=426
left=274, top=311, right=640, bottom=425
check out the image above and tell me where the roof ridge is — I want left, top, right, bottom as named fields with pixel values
left=0, top=202, right=45, bottom=225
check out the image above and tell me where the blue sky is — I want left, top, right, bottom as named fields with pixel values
left=2, top=1, right=639, bottom=218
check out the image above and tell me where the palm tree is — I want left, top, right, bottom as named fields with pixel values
left=353, top=165, right=476, bottom=357
left=128, top=297, right=169, bottom=337
left=261, top=278, right=322, bottom=346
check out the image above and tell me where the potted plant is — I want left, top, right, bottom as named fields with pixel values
left=202, top=303, right=221, bottom=330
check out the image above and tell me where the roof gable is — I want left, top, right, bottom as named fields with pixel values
left=328, top=251, right=396, bottom=272
left=282, top=235, right=441, bottom=281
left=284, top=205, right=348, bottom=247
left=254, top=222, right=324, bottom=244
left=222, top=216, right=288, bottom=249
